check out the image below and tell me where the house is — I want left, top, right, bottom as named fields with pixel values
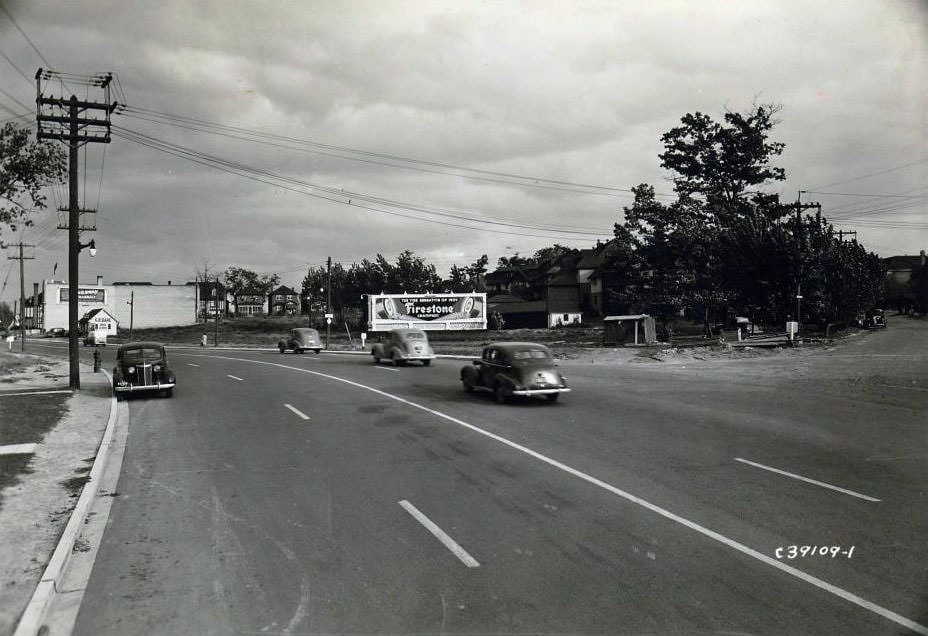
left=234, top=288, right=267, bottom=316
left=882, top=252, right=927, bottom=313
left=196, top=280, right=228, bottom=320
left=268, top=285, right=299, bottom=316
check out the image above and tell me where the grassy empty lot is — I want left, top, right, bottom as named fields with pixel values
left=0, top=352, right=71, bottom=495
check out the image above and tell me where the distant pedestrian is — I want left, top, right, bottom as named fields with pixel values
left=201, top=334, right=207, bottom=347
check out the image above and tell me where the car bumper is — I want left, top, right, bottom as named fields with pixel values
left=114, top=382, right=176, bottom=393
left=512, top=387, right=571, bottom=396
left=396, top=353, right=436, bottom=360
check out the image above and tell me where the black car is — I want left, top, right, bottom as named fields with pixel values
left=460, top=342, right=570, bottom=403
left=112, top=342, right=176, bottom=399
left=862, top=309, right=887, bottom=329
left=278, top=328, right=322, bottom=354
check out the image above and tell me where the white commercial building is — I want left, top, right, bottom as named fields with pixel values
left=42, top=277, right=201, bottom=330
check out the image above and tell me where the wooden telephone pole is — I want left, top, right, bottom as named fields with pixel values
left=3, top=242, right=35, bottom=352
left=36, top=69, right=117, bottom=389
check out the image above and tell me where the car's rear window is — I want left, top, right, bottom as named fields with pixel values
left=122, top=348, right=163, bottom=363
left=512, top=349, right=549, bottom=360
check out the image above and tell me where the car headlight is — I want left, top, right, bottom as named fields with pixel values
left=153, top=364, right=162, bottom=373
left=127, top=366, right=136, bottom=375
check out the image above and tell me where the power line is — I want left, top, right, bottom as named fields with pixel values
left=0, top=4, right=51, bottom=68
left=112, top=125, right=612, bottom=240
left=120, top=105, right=670, bottom=200
left=810, top=158, right=928, bottom=190
left=0, top=47, right=34, bottom=86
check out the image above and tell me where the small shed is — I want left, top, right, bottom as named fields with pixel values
left=79, top=307, right=119, bottom=337
left=603, top=314, right=656, bottom=345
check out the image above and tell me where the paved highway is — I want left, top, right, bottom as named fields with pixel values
left=27, top=321, right=928, bottom=634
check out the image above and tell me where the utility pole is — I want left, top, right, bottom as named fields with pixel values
left=4, top=242, right=34, bottom=353
left=325, top=256, right=332, bottom=349
left=792, top=191, right=821, bottom=339
left=36, top=69, right=117, bottom=389
left=837, top=230, right=857, bottom=242
left=214, top=276, right=220, bottom=347
left=127, top=290, right=134, bottom=341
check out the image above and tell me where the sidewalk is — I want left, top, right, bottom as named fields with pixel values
left=0, top=352, right=113, bottom=636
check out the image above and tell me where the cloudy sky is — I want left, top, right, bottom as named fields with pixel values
left=0, top=0, right=925, bottom=299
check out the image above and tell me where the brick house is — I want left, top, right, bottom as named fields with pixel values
left=234, top=288, right=268, bottom=316
left=268, top=285, right=299, bottom=316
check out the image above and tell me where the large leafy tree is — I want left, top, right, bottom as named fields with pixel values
left=0, top=123, right=67, bottom=235
left=223, top=266, right=280, bottom=295
left=446, top=254, right=488, bottom=292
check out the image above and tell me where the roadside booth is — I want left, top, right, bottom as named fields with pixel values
left=603, top=314, right=657, bottom=345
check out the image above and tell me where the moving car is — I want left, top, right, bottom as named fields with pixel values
left=460, top=342, right=570, bottom=403
left=278, top=327, right=322, bottom=354
left=861, top=309, right=887, bottom=329
left=112, top=342, right=176, bottom=399
left=47, top=327, right=67, bottom=337
left=371, top=328, right=435, bottom=366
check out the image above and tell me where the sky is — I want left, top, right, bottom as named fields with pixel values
left=0, top=0, right=926, bottom=300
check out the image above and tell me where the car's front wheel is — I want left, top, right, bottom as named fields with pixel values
left=163, top=388, right=174, bottom=398
left=298, top=348, right=306, bottom=354
left=278, top=345, right=286, bottom=354
left=462, top=375, right=475, bottom=392
left=422, top=359, right=431, bottom=367
left=545, top=393, right=560, bottom=403
left=494, top=383, right=510, bottom=404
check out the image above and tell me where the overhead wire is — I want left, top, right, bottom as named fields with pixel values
left=119, top=105, right=670, bottom=200
left=111, top=124, right=610, bottom=240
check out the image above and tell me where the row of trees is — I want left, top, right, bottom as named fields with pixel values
left=600, top=104, right=886, bottom=327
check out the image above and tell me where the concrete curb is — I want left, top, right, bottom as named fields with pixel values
left=13, top=371, right=117, bottom=636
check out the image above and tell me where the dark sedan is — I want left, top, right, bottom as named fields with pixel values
left=112, top=342, right=176, bottom=399
left=460, top=342, right=570, bottom=403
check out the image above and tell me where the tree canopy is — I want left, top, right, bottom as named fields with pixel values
left=0, top=123, right=67, bottom=235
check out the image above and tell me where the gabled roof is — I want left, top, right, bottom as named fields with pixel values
left=80, top=307, right=119, bottom=324
left=882, top=255, right=923, bottom=271
left=269, top=285, right=298, bottom=296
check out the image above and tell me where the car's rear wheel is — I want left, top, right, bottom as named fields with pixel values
left=373, top=354, right=380, bottom=363
left=279, top=345, right=285, bottom=354
left=298, top=348, right=306, bottom=354
left=545, top=393, right=560, bottom=403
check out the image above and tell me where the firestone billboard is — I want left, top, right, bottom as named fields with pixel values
left=368, top=293, right=486, bottom=331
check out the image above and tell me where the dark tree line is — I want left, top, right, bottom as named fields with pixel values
left=602, top=104, right=884, bottom=328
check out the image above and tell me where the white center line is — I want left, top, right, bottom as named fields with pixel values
left=0, top=443, right=37, bottom=455
left=399, top=500, right=480, bottom=568
left=735, top=457, right=881, bottom=502
left=188, top=354, right=928, bottom=635
left=283, top=403, right=311, bottom=420
left=187, top=363, right=200, bottom=367
left=374, top=366, right=399, bottom=372
left=227, top=374, right=244, bottom=382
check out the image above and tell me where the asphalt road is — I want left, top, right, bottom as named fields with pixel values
left=26, top=322, right=928, bottom=635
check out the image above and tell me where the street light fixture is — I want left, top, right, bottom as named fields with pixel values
left=78, top=239, right=96, bottom=257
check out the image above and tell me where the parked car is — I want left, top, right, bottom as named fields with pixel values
left=371, top=328, right=435, bottom=366
left=460, top=342, right=570, bottom=403
left=278, top=327, right=322, bottom=354
left=860, top=308, right=887, bottom=329
left=112, top=342, right=176, bottom=399
left=47, top=327, right=68, bottom=337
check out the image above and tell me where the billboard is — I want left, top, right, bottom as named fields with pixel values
left=58, top=287, right=106, bottom=304
left=368, top=293, right=486, bottom=331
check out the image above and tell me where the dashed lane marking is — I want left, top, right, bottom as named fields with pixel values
left=283, top=403, right=311, bottom=420
left=227, top=374, right=244, bottom=382
left=185, top=353, right=928, bottom=636
left=399, top=500, right=480, bottom=568
left=735, top=457, right=881, bottom=502
left=187, top=363, right=200, bottom=367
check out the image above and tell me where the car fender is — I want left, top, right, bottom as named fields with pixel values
left=492, top=372, right=518, bottom=390
left=371, top=343, right=384, bottom=357
left=461, top=365, right=479, bottom=383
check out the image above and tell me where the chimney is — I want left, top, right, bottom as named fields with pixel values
left=97, top=275, right=103, bottom=286
left=168, top=280, right=172, bottom=285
